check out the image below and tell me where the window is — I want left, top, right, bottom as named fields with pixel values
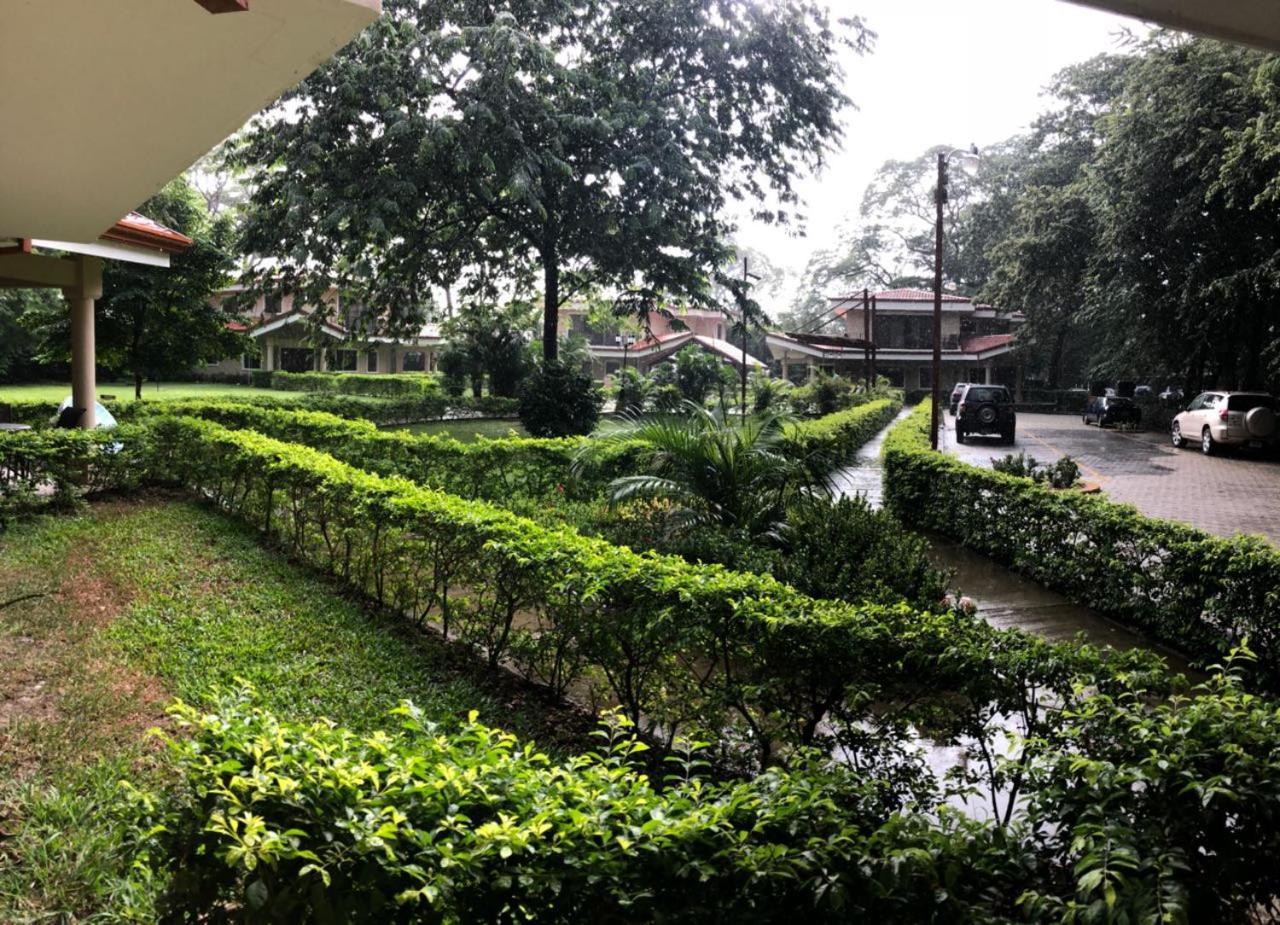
left=366, top=350, right=378, bottom=372
left=918, top=367, right=932, bottom=389
left=331, top=349, right=357, bottom=371
left=242, top=352, right=262, bottom=371
left=965, top=386, right=1010, bottom=404
left=265, top=293, right=283, bottom=314
left=402, top=351, right=426, bottom=372
left=278, top=347, right=314, bottom=373
left=605, top=361, right=620, bottom=376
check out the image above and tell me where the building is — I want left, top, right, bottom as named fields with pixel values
left=766, top=288, right=1024, bottom=394
left=560, top=304, right=767, bottom=379
left=201, top=285, right=444, bottom=378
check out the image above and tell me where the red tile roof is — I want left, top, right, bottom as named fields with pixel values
left=960, top=333, right=1015, bottom=354
left=834, top=288, right=971, bottom=304
left=100, top=212, right=193, bottom=254
left=225, top=321, right=249, bottom=333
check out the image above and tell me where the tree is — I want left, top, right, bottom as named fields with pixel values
left=1088, top=36, right=1280, bottom=391
left=440, top=300, right=536, bottom=397
left=28, top=178, right=241, bottom=398
left=0, top=290, right=49, bottom=382
left=233, top=0, right=867, bottom=360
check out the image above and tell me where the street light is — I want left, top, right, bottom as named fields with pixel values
left=615, top=332, right=636, bottom=371
left=931, top=145, right=980, bottom=451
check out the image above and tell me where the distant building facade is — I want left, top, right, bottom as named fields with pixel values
left=766, top=288, right=1024, bottom=394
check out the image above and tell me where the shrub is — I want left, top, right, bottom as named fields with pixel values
left=143, top=414, right=1137, bottom=768
left=776, top=494, right=949, bottom=610
left=750, top=372, right=790, bottom=414
left=518, top=360, right=602, bottom=437
left=793, top=373, right=856, bottom=416
left=613, top=367, right=650, bottom=416
left=670, top=346, right=723, bottom=406
left=248, top=370, right=273, bottom=389
left=883, top=401, right=1280, bottom=685
left=0, top=426, right=149, bottom=523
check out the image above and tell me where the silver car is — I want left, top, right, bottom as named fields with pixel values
left=1171, top=391, right=1277, bottom=455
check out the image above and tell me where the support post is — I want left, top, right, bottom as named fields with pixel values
left=64, top=255, right=103, bottom=429
left=931, top=152, right=946, bottom=451
left=862, top=287, right=870, bottom=389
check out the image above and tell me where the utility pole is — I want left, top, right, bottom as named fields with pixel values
left=736, top=256, right=761, bottom=416
left=931, top=152, right=946, bottom=451
left=871, top=294, right=878, bottom=385
left=862, top=287, right=871, bottom=390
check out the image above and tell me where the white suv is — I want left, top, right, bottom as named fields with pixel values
left=1171, top=392, right=1277, bottom=455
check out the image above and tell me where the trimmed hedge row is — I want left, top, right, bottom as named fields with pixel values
left=136, top=399, right=636, bottom=501
left=882, top=401, right=1280, bottom=682
left=0, top=426, right=150, bottom=524
left=8, top=391, right=520, bottom=430
left=136, top=397, right=904, bottom=503
left=143, top=414, right=1129, bottom=768
left=268, top=371, right=441, bottom=397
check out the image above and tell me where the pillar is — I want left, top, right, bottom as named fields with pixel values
left=64, top=255, right=103, bottom=429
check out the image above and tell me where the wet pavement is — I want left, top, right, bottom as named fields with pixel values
left=941, top=411, right=1280, bottom=545
left=831, top=412, right=1194, bottom=671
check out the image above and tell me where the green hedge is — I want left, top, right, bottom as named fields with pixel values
left=269, top=370, right=441, bottom=398
left=0, top=426, right=150, bottom=524
left=781, top=396, right=902, bottom=467
left=883, top=401, right=1280, bottom=683
left=143, top=414, right=1136, bottom=769
left=138, top=399, right=635, bottom=501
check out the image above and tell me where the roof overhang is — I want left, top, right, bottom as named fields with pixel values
left=766, top=333, right=1016, bottom=363
left=252, top=311, right=348, bottom=340
left=1, top=0, right=380, bottom=242
left=1065, top=0, right=1280, bottom=52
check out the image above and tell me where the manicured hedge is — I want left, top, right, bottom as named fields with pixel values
left=0, top=426, right=150, bottom=524
left=781, top=396, right=902, bottom=470
left=883, top=401, right=1280, bottom=683
left=144, top=414, right=1134, bottom=769
left=269, top=370, right=441, bottom=398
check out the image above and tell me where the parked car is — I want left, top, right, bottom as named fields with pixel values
left=955, top=384, right=1016, bottom=444
left=1083, top=395, right=1142, bottom=428
left=1171, top=392, right=1278, bottom=455
left=948, top=383, right=967, bottom=416
left=1159, top=386, right=1184, bottom=403
left=1133, top=384, right=1153, bottom=398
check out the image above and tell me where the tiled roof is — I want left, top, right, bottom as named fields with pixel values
left=960, top=333, right=1015, bottom=354
left=225, top=321, right=249, bottom=333
left=834, top=288, right=971, bottom=304
left=101, top=212, right=193, bottom=254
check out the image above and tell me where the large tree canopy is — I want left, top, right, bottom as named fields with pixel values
left=234, top=0, right=867, bottom=359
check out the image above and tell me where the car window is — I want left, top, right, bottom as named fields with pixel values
left=1226, top=394, right=1275, bottom=412
left=965, top=387, right=1008, bottom=403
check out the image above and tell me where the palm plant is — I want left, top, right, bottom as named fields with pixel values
left=583, top=402, right=816, bottom=535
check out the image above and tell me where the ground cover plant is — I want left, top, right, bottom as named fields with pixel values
left=884, top=401, right=1280, bottom=684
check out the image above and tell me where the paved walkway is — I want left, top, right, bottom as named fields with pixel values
left=941, top=412, right=1280, bottom=545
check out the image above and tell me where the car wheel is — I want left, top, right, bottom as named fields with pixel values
left=1006, top=429, right=1016, bottom=445
left=1171, top=421, right=1185, bottom=448
left=1201, top=427, right=1216, bottom=456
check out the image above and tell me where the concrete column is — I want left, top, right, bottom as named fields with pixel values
left=64, top=255, right=103, bottom=429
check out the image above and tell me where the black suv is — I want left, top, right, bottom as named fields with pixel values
left=955, top=384, right=1016, bottom=444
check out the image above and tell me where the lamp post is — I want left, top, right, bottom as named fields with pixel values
left=615, top=332, right=635, bottom=371
left=930, top=146, right=979, bottom=451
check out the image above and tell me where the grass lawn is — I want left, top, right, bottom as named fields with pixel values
left=0, top=381, right=299, bottom=403
left=0, top=496, right=585, bottom=920
left=397, top=417, right=529, bottom=441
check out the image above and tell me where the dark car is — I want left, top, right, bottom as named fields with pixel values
left=955, top=384, right=1016, bottom=444
left=1084, top=395, right=1141, bottom=428
left=948, top=383, right=967, bottom=416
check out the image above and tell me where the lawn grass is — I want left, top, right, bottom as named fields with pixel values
left=395, top=417, right=529, bottom=441
left=0, top=495, right=583, bottom=921
left=0, top=381, right=298, bottom=403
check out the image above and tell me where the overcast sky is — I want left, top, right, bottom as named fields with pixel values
left=736, top=0, right=1149, bottom=304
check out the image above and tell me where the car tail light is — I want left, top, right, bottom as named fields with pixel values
left=1219, top=408, right=1229, bottom=422
left=957, top=402, right=965, bottom=415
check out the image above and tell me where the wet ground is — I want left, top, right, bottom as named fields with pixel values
left=941, top=411, right=1280, bottom=545
left=832, top=410, right=1194, bottom=670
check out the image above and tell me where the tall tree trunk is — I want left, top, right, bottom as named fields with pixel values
left=134, top=370, right=143, bottom=401
left=1048, top=327, right=1068, bottom=390
left=542, top=242, right=560, bottom=362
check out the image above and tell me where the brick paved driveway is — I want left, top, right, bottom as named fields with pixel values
left=941, top=412, right=1280, bottom=545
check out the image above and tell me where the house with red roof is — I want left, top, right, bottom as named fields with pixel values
left=766, top=288, right=1024, bottom=395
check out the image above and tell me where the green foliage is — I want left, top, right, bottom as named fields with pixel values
left=776, top=495, right=949, bottom=610
left=441, top=300, right=537, bottom=397
left=667, top=346, right=725, bottom=407
left=884, top=402, right=1280, bottom=684
left=268, top=371, right=440, bottom=397
left=0, top=427, right=151, bottom=524
left=789, top=372, right=857, bottom=416
left=612, top=367, right=650, bottom=416
left=233, top=0, right=863, bottom=360
left=518, top=360, right=603, bottom=438
left=749, top=372, right=791, bottom=414
left=595, top=405, right=813, bottom=535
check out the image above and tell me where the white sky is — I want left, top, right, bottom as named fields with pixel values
left=736, top=0, right=1149, bottom=300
